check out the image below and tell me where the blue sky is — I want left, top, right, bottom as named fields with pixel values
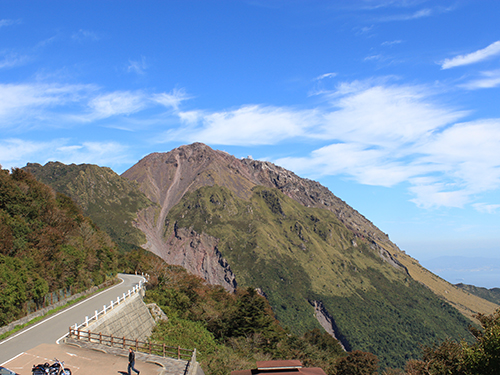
left=1, top=0, right=499, bottom=287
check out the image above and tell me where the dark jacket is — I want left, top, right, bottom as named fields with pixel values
left=129, top=350, right=135, bottom=364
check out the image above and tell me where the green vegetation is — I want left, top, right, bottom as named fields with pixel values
left=144, top=262, right=345, bottom=375
left=24, top=162, right=156, bottom=251
left=404, top=309, right=500, bottom=375
left=456, top=283, right=500, bottom=305
left=165, top=185, right=473, bottom=369
left=0, top=168, right=119, bottom=326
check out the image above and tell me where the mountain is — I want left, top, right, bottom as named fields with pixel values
left=23, top=162, right=156, bottom=252
left=456, top=283, right=500, bottom=305
left=24, top=143, right=500, bottom=368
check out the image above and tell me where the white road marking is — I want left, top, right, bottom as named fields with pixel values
left=0, top=277, right=125, bottom=347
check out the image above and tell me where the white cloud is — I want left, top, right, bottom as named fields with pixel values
left=381, top=40, right=402, bottom=46
left=54, top=141, right=129, bottom=166
left=127, top=57, right=148, bottom=75
left=0, top=83, right=95, bottom=126
left=153, top=88, right=192, bottom=111
left=315, top=72, right=337, bottom=80
left=0, top=139, right=56, bottom=168
left=0, top=138, right=129, bottom=170
left=472, top=203, right=500, bottom=214
left=441, top=41, right=500, bottom=69
left=409, top=183, right=470, bottom=209
left=165, top=105, right=319, bottom=146
left=72, top=29, right=100, bottom=42
left=459, top=69, right=500, bottom=90
left=269, top=81, right=500, bottom=208
left=87, top=91, right=147, bottom=120
left=321, top=83, right=466, bottom=148
left=0, top=19, right=20, bottom=28
left=379, top=7, right=433, bottom=21
left=0, top=52, right=30, bottom=69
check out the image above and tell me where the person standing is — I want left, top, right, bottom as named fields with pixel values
left=128, top=347, right=140, bottom=375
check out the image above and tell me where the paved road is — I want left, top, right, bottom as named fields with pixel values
left=0, top=274, right=145, bottom=366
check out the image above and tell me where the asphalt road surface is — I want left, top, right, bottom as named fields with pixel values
left=0, top=274, right=145, bottom=366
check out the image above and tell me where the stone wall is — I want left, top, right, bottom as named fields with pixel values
left=82, top=292, right=155, bottom=341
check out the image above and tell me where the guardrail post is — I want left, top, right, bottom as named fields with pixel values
left=135, top=339, right=138, bottom=351
left=110, top=300, right=114, bottom=309
left=123, top=336, right=126, bottom=349
left=163, top=343, right=165, bottom=357
left=149, top=341, right=152, bottom=355
left=111, top=334, right=113, bottom=346
left=99, top=332, right=102, bottom=344
left=85, top=316, right=88, bottom=327
left=123, top=293, right=126, bottom=300
left=88, top=329, right=91, bottom=342
left=177, top=346, right=180, bottom=359
left=95, top=310, right=98, bottom=320
left=103, top=305, right=106, bottom=314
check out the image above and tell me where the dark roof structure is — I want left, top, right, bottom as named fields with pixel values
left=231, top=360, right=327, bottom=375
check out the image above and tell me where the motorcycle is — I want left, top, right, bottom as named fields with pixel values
left=32, top=359, right=71, bottom=375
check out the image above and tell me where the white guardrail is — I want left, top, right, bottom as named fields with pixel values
left=72, top=278, right=145, bottom=332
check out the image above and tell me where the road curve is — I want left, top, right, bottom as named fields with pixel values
left=0, top=273, right=145, bottom=366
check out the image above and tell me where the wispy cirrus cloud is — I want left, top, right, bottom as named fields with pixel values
left=0, top=51, right=30, bottom=69
left=380, top=7, right=432, bottom=21
left=459, top=69, right=500, bottom=90
left=87, top=91, right=147, bottom=120
left=0, top=83, right=193, bottom=128
left=315, top=72, right=337, bottom=80
left=441, top=41, right=500, bottom=69
left=72, top=29, right=100, bottom=42
left=153, top=88, right=192, bottom=111
left=0, top=83, right=96, bottom=126
left=163, top=104, right=319, bottom=146
left=0, top=138, right=130, bottom=170
left=0, top=19, right=21, bottom=28
left=127, top=57, right=148, bottom=75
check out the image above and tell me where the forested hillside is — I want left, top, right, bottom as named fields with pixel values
left=24, top=162, right=155, bottom=252
left=0, top=168, right=119, bottom=326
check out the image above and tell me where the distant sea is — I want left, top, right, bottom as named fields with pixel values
left=420, top=256, right=500, bottom=289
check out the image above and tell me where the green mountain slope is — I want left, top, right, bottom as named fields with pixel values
left=456, top=283, right=500, bottom=305
left=165, top=184, right=473, bottom=368
left=24, top=162, right=156, bottom=251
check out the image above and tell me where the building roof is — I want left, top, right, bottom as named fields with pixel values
left=231, top=360, right=327, bottom=375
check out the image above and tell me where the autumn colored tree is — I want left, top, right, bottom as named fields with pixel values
left=0, top=168, right=119, bottom=325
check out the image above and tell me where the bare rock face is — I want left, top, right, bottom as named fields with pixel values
left=311, top=300, right=350, bottom=351
left=162, top=225, right=237, bottom=292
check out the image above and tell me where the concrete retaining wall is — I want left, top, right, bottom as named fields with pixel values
left=82, top=292, right=155, bottom=341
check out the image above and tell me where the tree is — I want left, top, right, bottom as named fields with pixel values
left=335, top=350, right=379, bottom=375
left=462, top=309, right=500, bottom=375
